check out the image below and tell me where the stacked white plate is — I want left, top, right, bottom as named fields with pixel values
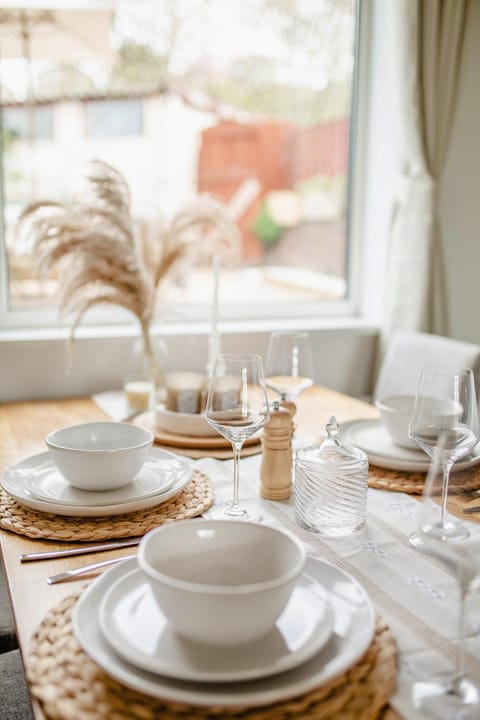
left=72, top=555, right=375, bottom=707
left=340, top=419, right=480, bottom=472
left=0, top=448, right=193, bottom=517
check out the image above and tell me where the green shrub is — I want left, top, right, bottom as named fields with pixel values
left=251, top=203, right=282, bottom=247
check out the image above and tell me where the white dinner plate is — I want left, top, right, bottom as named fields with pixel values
left=99, top=567, right=334, bottom=683
left=73, top=556, right=375, bottom=708
left=340, top=419, right=480, bottom=472
left=1, top=449, right=193, bottom=517
left=22, top=454, right=180, bottom=506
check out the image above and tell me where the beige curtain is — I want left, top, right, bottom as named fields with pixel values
left=379, top=0, right=471, bottom=353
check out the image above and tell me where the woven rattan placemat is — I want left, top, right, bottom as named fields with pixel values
left=368, top=462, right=480, bottom=495
left=26, top=588, right=398, bottom=720
left=0, top=471, right=214, bottom=542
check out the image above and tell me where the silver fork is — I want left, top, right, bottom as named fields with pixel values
left=46, top=554, right=136, bottom=584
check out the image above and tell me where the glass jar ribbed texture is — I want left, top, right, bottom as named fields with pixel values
left=294, top=416, right=368, bottom=537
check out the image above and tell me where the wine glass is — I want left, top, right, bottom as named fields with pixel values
left=204, top=353, right=270, bottom=521
left=408, top=367, right=479, bottom=548
left=265, top=331, right=314, bottom=401
left=411, top=435, right=480, bottom=718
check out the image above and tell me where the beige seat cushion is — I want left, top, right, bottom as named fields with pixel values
left=374, top=331, right=480, bottom=400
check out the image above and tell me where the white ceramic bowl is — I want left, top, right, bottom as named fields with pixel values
left=155, top=403, right=217, bottom=437
left=375, top=395, right=417, bottom=448
left=45, top=422, right=154, bottom=491
left=138, top=520, right=307, bottom=647
left=375, top=394, right=463, bottom=449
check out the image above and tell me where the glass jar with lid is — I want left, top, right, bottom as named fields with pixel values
left=294, top=415, right=368, bottom=537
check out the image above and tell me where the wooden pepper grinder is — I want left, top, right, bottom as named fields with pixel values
left=260, top=400, right=295, bottom=500
left=279, top=392, right=297, bottom=433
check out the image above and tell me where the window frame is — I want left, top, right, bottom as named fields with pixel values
left=0, top=0, right=372, bottom=334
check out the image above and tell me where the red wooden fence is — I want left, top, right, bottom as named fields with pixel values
left=198, top=117, right=348, bottom=261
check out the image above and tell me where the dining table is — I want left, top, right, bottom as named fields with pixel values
left=1, top=386, right=480, bottom=720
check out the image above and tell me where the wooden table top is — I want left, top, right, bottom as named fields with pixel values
left=0, top=388, right=377, bottom=719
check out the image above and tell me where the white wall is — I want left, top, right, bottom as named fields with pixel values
left=0, top=323, right=378, bottom=403
left=441, top=0, right=480, bottom=345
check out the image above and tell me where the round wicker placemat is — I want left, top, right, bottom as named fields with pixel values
left=368, top=462, right=480, bottom=495
left=0, top=471, right=214, bottom=542
left=26, top=589, right=398, bottom=720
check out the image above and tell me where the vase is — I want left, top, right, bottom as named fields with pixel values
left=123, top=333, right=167, bottom=413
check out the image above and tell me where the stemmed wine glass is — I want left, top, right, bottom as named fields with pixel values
left=265, top=331, right=314, bottom=401
left=408, top=367, right=479, bottom=548
left=411, top=435, right=480, bottom=718
left=204, top=353, right=270, bottom=521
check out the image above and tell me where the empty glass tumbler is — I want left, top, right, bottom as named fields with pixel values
left=294, top=416, right=368, bottom=537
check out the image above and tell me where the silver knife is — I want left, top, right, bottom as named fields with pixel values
left=462, top=506, right=480, bottom=514
left=46, top=554, right=137, bottom=585
left=20, top=538, right=142, bottom=562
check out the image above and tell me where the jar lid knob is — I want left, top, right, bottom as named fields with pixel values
left=298, top=414, right=366, bottom=465
left=326, top=415, right=339, bottom=437
left=323, top=415, right=343, bottom=448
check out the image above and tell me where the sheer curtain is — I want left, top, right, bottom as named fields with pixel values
left=379, top=0, right=471, bottom=354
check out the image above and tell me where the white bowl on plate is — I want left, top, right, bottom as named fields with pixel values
left=375, top=394, right=462, bottom=450
left=155, top=403, right=217, bottom=437
left=45, top=421, right=154, bottom=491
left=138, top=519, right=307, bottom=647
left=375, top=395, right=417, bottom=449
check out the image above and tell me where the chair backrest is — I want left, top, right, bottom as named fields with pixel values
left=373, top=331, right=480, bottom=400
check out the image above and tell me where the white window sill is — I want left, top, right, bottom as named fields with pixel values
left=0, top=315, right=377, bottom=343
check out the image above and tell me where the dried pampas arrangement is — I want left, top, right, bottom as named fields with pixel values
left=17, top=159, right=241, bottom=375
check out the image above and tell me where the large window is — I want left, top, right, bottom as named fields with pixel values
left=0, top=0, right=360, bottom=327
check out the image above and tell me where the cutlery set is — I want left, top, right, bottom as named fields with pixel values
left=19, top=538, right=142, bottom=583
